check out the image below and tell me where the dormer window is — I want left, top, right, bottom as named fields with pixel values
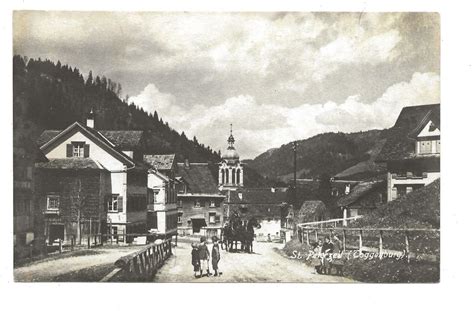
left=67, top=141, right=89, bottom=158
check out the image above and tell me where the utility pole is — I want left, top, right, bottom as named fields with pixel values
left=292, top=141, right=297, bottom=208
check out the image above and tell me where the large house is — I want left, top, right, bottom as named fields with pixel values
left=175, top=161, right=226, bottom=237
left=376, top=104, right=440, bottom=202
left=35, top=111, right=177, bottom=244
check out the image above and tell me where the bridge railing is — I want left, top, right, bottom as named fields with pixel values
left=102, top=238, right=173, bottom=282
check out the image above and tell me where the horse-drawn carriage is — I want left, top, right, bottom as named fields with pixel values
left=221, top=211, right=260, bottom=253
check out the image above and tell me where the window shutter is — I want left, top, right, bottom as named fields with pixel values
left=117, top=196, right=123, bottom=212
left=84, top=144, right=90, bottom=158
left=66, top=144, right=73, bottom=157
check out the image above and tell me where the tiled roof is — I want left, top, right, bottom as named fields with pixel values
left=376, top=104, right=440, bottom=162
left=176, top=163, right=219, bottom=194
left=336, top=180, right=385, bottom=208
left=35, top=158, right=104, bottom=170
left=99, top=130, right=143, bottom=150
left=143, top=154, right=176, bottom=170
left=35, top=122, right=137, bottom=168
left=37, top=129, right=144, bottom=150
left=228, top=188, right=288, bottom=204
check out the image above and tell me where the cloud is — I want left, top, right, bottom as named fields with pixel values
left=13, top=12, right=439, bottom=158
left=130, top=72, right=439, bottom=159
left=128, top=84, right=176, bottom=114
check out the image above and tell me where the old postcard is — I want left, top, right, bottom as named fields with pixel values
left=12, top=11, right=440, bottom=284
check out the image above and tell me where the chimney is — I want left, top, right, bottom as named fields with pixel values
left=86, top=109, right=95, bottom=128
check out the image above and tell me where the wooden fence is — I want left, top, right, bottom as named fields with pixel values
left=297, top=224, right=440, bottom=263
left=101, top=238, right=173, bottom=282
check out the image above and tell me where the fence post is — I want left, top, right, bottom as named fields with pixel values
left=87, top=235, right=91, bottom=249
left=342, top=229, right=346, bottom=252
left=405, top=231, right=410, bottom=263
left=314, top=229, right=318, bottom=243
left=71, top=236, right=75, bottom=251
left=59, top=239, right=63, bottom=254
left=306, top=228, right=309, bottom=245
left=358, top=230, right=363, bottom=255
left=378, top=230, right=383, bottom=259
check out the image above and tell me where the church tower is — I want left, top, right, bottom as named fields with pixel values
left=219, top=124, right=244, bottom=190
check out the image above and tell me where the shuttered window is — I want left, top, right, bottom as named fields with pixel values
left=67, top=142, right=89, bottom=158
left=108, top=194, right=120, bottom=212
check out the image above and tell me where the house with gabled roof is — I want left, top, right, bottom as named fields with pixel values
left=36, top=111, right=153, bottom=244
left=377, top=104, right=440, bottom=202
left=175, top=161, right=226, bottom=237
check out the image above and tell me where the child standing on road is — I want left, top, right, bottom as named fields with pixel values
left=211, top=236, right=221, bottom=276
left=198, top=236, right=210, bottom=277
left=191, top=243, right=200, bottom=278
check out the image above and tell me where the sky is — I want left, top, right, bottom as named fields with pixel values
left=13, top=12, right=440, bottom=159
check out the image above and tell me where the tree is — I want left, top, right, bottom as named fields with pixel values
left=86, top=70, right=93, bottom=86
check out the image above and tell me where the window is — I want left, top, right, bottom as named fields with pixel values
left=178, top=212, right=183, bottom=224
left=153, top=190, right=161, bottom=203
left=177, top=200, right=183, bottom=208
left=72, top=142, right=84, bottom=157
left=108, top=194, right=119, bottom=212
left=194, top=200, right=201, bottom=208
left=47, top=195, right=60, bottom=210
left=209, top=212, right=216, bottom=224
left=210, top=200, right=215, bottom=208
left=436, top=140, right=440, bottom=153
left=419, top=140, right=432, bottom=154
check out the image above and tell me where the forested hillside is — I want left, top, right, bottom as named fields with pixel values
left=247, top=129, right=389, bottom=181
left=13, top=55, right=220, bottom=163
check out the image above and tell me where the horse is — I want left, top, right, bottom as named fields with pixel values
left=225, top=213, right=260, bottom=253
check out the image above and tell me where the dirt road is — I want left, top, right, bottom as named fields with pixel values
left=14, top=246, right=143, bottom=282
left=154, top=241, right=353, bottom=283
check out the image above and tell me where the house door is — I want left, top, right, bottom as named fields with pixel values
left=49, top=224, right=64, bottom=244
left=192, top=219, right=206, bottom=234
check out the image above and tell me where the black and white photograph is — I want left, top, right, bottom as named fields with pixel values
left=9, top=9, right=444, bottom=284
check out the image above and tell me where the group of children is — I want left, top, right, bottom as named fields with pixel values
left=312, top=235, right=344, bottom=275
left=191, top=236, right=221, bottom=278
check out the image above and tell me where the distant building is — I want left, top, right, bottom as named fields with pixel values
left=175, top=161, right=226, bottom=237
left=14, top=138, right=48, bottom=258
left=218, top=125, right=289, bottom=241
left=224, top=188, right=288, bottom=241
left=336, top=180, right=386, bottom=225
left=145, top=168, right=178, bottom=238
left=218, top=124, right=244, bottom=191
left=376, top=104, right=440, bottom=202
